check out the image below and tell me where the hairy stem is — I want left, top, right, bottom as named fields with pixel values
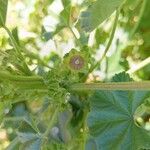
left=14, top=81, right=47, bottom=90
left=1, top=71, right=150, bottom=91
left=0, top=71, right=47, bottom=90
left=70, top=81, right=150, bottom=91
left=0, top=71, right=43, bottom=82
left=89, top=9, right=120, bottom=73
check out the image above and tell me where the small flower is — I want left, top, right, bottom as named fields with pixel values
left=63, top=49, right=88, bottom=73
left=69, top=54, right=85, bottom=70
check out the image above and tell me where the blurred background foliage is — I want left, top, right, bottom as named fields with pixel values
left=1, top=0, right=149, bottom=80
left=0, top=0, right=150, bottom=149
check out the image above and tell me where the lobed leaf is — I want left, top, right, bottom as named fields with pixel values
left=87, top=73, right=150, bottom=150
left=77, top=0, right=124, bottom=32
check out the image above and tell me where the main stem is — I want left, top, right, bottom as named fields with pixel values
left=1, top=72, right=150, bottom=91
left=70, top=81, right=150, bottom=91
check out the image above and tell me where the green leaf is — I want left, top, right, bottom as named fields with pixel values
left=111, top=72, right=133, bottom=82
left=21, top=138, right=42, bottom=150
left=87, top=73, right=150, bottom=150
left=0, top=0, right=8, bottom=27
left=77, top=0, right=124, bottom=32
left=17, top=132, right=39, bottom=143
left=95, top=28, right=109, bottom=48
left=60, top=4, right=71, bottom=26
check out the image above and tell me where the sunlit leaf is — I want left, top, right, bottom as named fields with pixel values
left=77, top=0, right=124, bottom=32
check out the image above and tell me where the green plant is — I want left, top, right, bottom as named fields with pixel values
left=0, top=0, right=150, bottom=150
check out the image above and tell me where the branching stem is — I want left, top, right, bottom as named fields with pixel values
left=129, top=0, right=147, bottom=39
left=89, top=9, right=120, bottom=73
